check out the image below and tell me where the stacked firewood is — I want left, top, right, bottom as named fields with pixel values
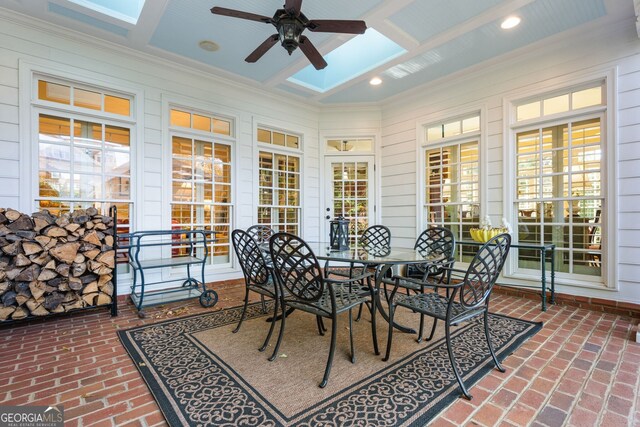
left=0, top=207, right=115, bottom=321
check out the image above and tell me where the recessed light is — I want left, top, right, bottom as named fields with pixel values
left=199, top=40, right=220, bottom=52
left=370, top=77, right=382, bottom=86
left=501, top=16, right=521, bottom=30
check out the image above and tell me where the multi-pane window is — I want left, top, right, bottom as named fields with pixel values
left=257, top=127, right=299, bottom=149
left=170, top=108, right=233, bottom=265
left=424, top=141, right=479, bottom=261
left=516, top=85, right=602, bottom=122
left=35, top=78, right=133, bottom=236
left=258, top=151, right=301, bottom=235
left=331, top=161, right=370, bottom=245
left=515, top=117, right=603, bottom=277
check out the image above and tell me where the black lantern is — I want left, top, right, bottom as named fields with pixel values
left=329, top=216, right=350, bottom=251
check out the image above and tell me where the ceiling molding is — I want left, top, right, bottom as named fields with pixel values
left=0, top=7, right=321, bottom=114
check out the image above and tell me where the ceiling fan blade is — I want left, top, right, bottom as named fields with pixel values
left=245, top=34, right=279, bottom=63
left=307, top=20, right=367, bottom=34
left=298, top=36, right=327, bottom=70
left=284, top=0, right=303, bottom=15
left=210, top=7, right=271, bottom=24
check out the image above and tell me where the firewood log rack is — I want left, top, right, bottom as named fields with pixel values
left=116, top=227, right=218, bottom=318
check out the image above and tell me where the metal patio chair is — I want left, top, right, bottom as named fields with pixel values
left=269, top=232, right=379, bottom=388
left=231, top=229, right=280, bottom=353
left=383, top=233, right=511, bottom=400
left=393, top=226, right=457, bottom=342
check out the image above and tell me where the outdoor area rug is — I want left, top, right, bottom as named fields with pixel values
left=118, top=302, right=542, bottom=426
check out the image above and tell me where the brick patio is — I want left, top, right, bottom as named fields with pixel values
left=1, top=281, right=638, bottom=427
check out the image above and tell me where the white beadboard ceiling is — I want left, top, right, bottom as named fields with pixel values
left=0, top=0, right=635, bottom=105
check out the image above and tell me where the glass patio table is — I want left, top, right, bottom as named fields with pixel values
left=304, top=242, right=446, bottom=334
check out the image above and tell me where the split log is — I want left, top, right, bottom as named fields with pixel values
left=0, top=306, right=15, bottom=320
left=99, top=281, right=114, bottom=297
left=0, top=282, right=9, bottom=295
left=15, top=294, right=29, bottom=306
left=68, top=277, right=83, bottom=291
left=45, top=227, right=68, bottom=238
left=29, top=281, right=47, bottom=300
left=65, top=223, right=81, bottom=233
left=55, top=263, right=70, bottom=277
left=82, top=231, right=102, bottom=247
left=43, top=292, right=65, bottom=310
left=98, top=274, right=113, bottom=287
left=95, top=293, right=111, bottom=306
left=35, top=235, right=56, bottom=250
left=15, top=254, right=32, bottom=267
left=37, top=269, right=57, bottom=281
left=11, top=307, right=28, bottom=320
left=43, top=260, right=56, bottom=270
left=96, top=251, right=115, bottom=268
left=29, top=251, right=51, bottom=266
left=31, top=305, right=49, bottom=316
left=2, top=242, right=19, bottom=256
left=71, top=263, right=87, bottom=277
left=15, top=264, right=40, bottom=282
left=82, top=281, right=99, bottom=294
left=73, top=253, right=85, bottom=264
left=82, top=293, right=97, bottom=305
left=63, top=299, right=84, bottom=311
left=83, top=248, right=100, bottom=260
left=2, top=291, right=17, bottom=306
left=79, top=274, right=98, bottom=285
left=49, top=242, right=81, bottom=264
left=5, top=209, right=21, bottom=221
left=22, top=241, right=43, bottom=256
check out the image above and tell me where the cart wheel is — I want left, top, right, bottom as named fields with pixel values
left=200, top=290, right=218, bottom=308
left=138, top=310, right=147, bottom=319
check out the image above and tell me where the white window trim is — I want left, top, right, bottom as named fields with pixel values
left=319, top=130, right=381, bottom=242
left=19, top=60, right=144, bottom=222
left=416, top=106, right=488, bottom=238
left=502, top=69, right=618, bottom=290
left=162, top=95, right=239, bottom=276
left=252, top=117, right=307, bottom=237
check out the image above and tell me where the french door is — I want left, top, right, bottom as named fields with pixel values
left=324, top=156, right=375, bottom=246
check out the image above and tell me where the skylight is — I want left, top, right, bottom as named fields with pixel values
left=287, top=29, right=406, bottom=93
left=66, top=0, right=146, bottom=24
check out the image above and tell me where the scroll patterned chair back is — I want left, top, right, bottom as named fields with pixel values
left=246, top=224, right=276, bottom=245
left=231, top=229, right=280, bottom=353
left=233, top=229, right=271, bottom=288
left=406, top=226, right=456, bottom=279
left=459, top=232, right=511, bottom=310
left=269, top=232, right=325, bottom=302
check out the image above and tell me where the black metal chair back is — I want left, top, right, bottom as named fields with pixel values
left=407, top=226, right=456, bottom=278
left=460, top=233, right=511, bottom=308
left=232, top=229, right=271, bottom=287
left=246, top=224, right=276, bottom=244
left=269, top=232, right=324, bottom=302
left=360, top=225, right=391, bottom=250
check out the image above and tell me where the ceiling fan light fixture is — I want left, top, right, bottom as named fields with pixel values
left=369, top=77, right=382, bottom=86
left=501, top=16, right=521, bottom=30
left=278, top=18, right=303, bottom=54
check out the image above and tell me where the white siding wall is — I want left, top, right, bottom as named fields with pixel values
left=379, top=20, right=640, bottom=304
left=0, top=12, right=321, bottom=291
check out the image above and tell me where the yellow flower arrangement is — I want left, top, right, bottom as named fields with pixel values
left=469, top=216, right=511, bottom=242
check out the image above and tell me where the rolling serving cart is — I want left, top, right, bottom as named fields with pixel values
left=117, top=229, right=218, bottom=317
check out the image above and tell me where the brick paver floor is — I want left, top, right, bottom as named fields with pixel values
left=1, top=281, right=638, bottom=426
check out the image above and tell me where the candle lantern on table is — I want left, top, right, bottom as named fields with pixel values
left=329, top=216, right=350, bottom=250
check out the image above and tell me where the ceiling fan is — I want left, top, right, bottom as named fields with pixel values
left=210, top=1, right=367, bottom=70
